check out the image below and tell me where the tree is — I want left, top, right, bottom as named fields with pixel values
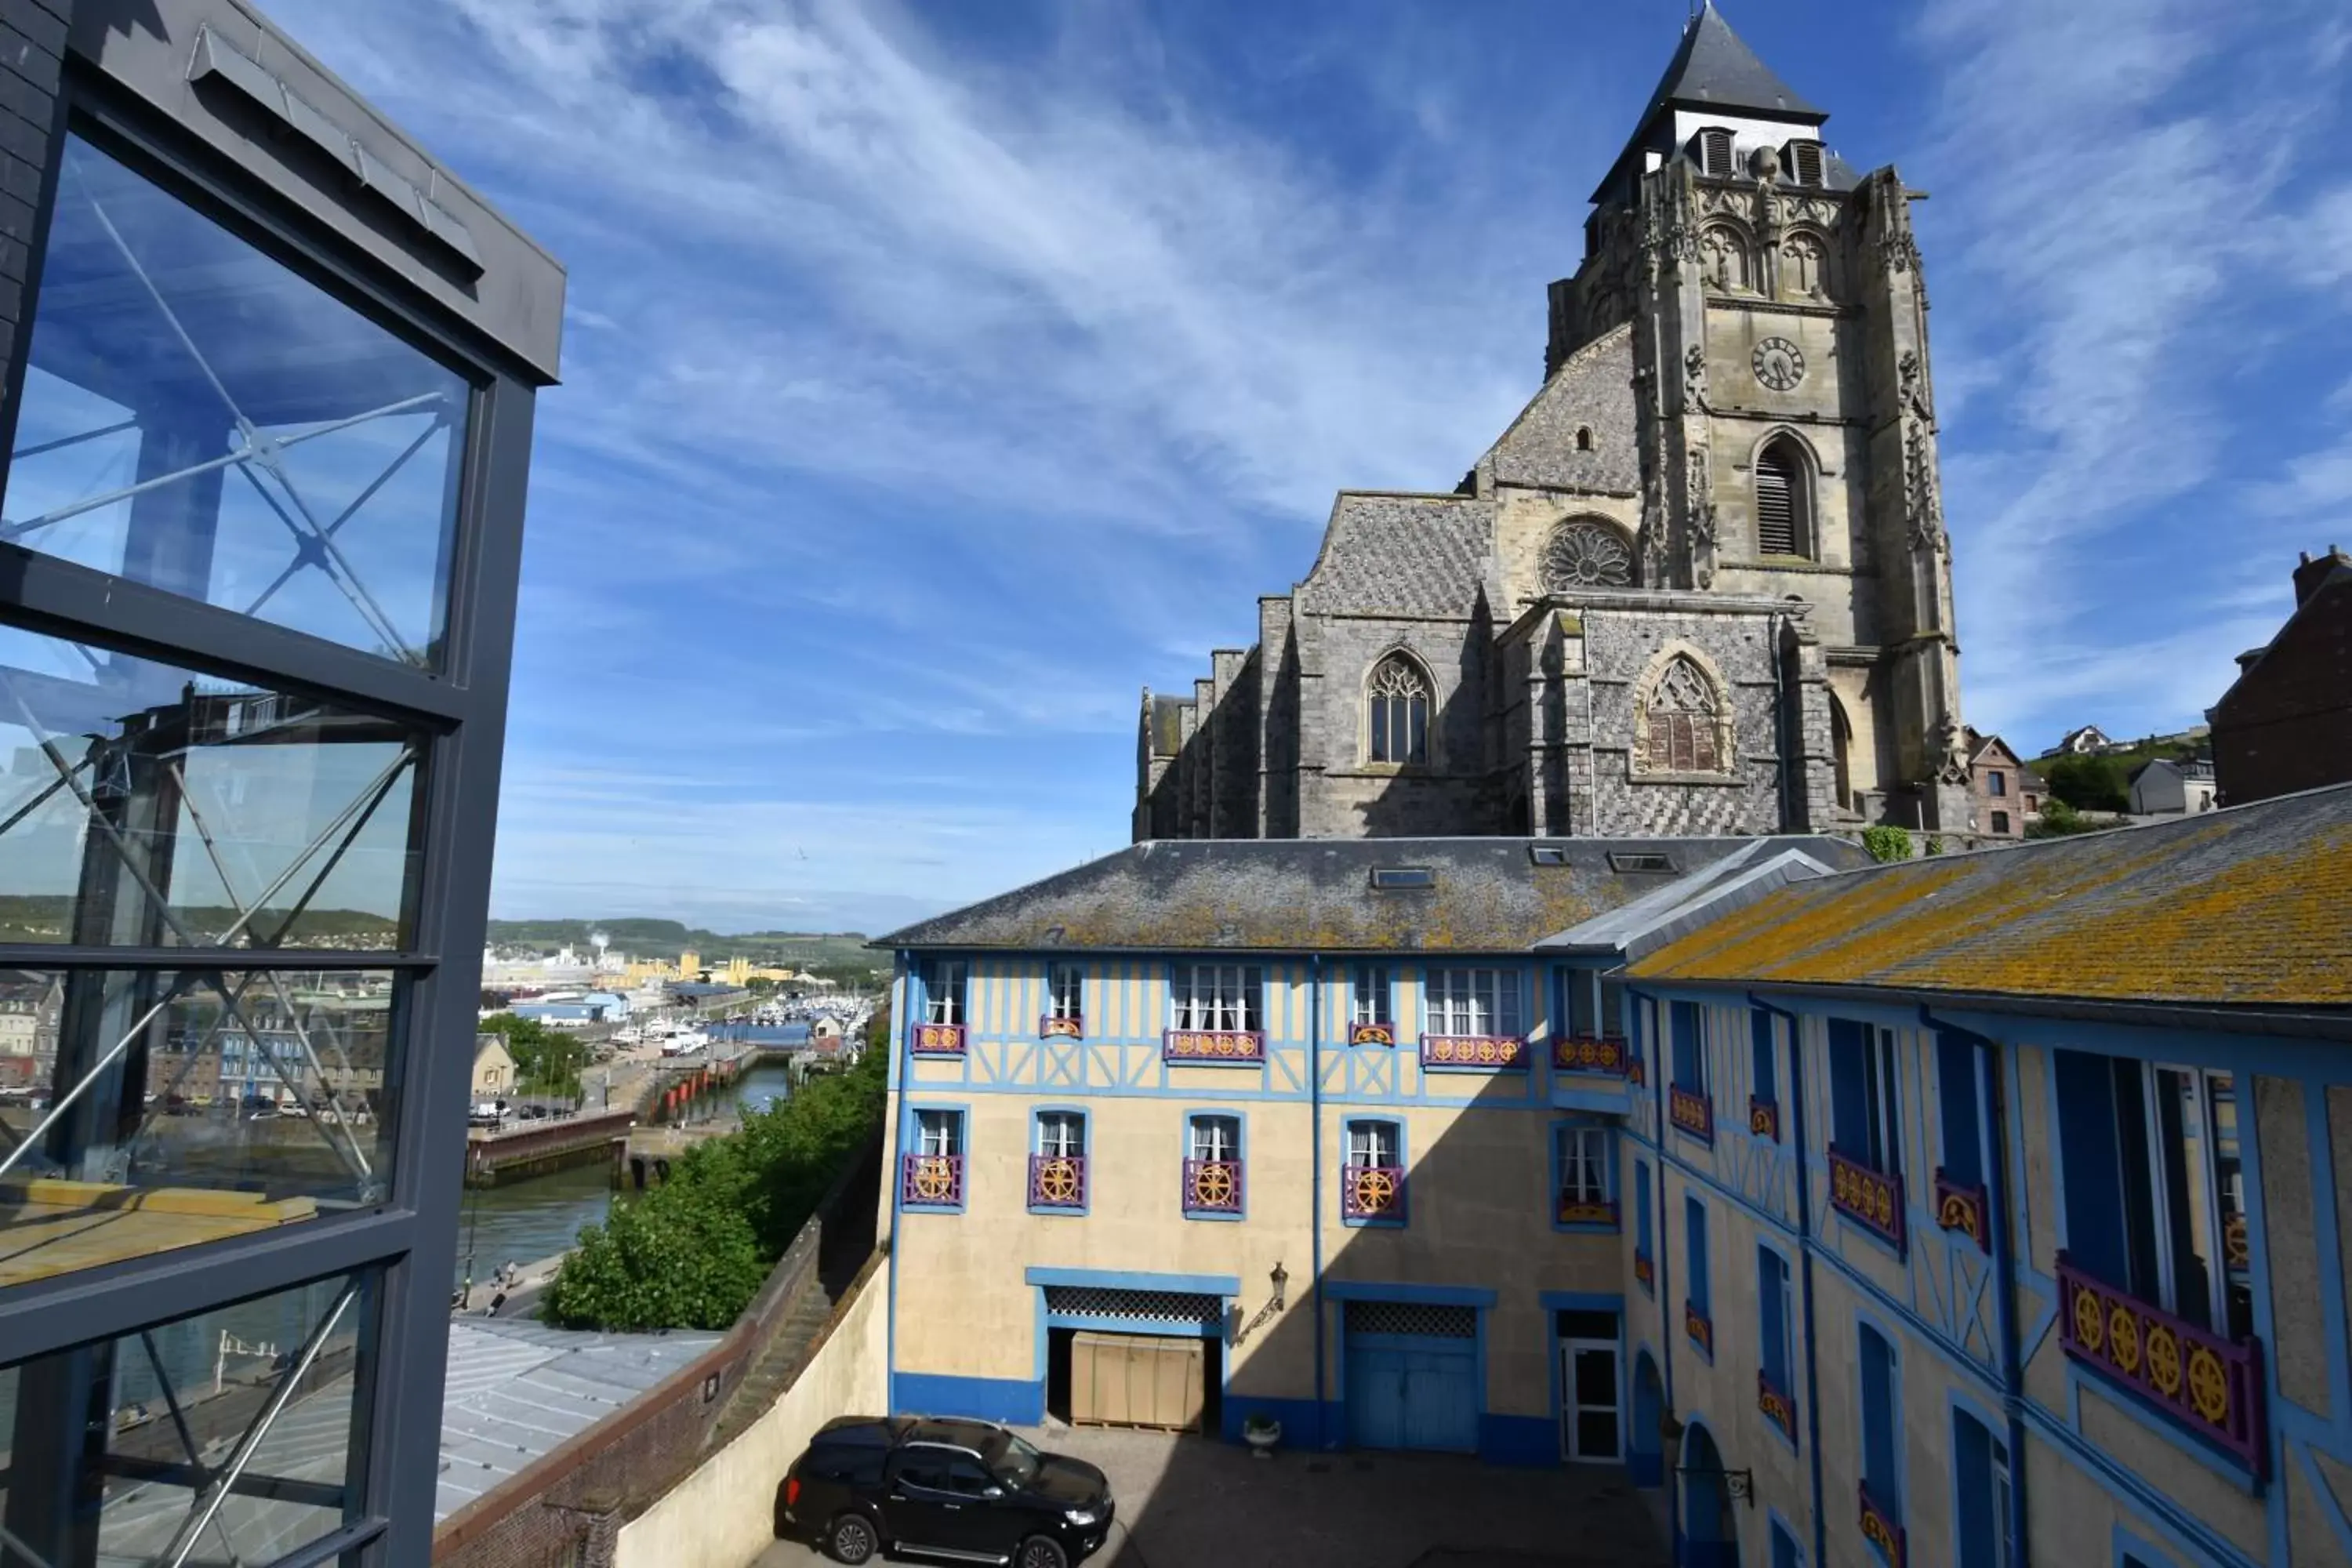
left=2026, top=798, right=2106, bottom=838
left=541, top=1047, right=887, bottom=1330
left=2045, top=753, right=2129, bottom=812
left=1861, top=825, right=1914, bottom=863
left=477, top=1012, right=587, bottom=1098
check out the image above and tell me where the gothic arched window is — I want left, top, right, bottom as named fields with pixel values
left=1366, top=654, right=1430, bottom=765
left=1541, top=519, right=1636, bottom=591
left=1754, top=436, right=1813, bottom=558
left=1780, top=230, right=1832, bottom=300
left=1640, top=654, right=1729, bottom=776
left=1700, top=225, right=1751, bottom=293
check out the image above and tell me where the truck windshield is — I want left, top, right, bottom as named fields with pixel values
left=985, top=1431, right=1044, bottom=1486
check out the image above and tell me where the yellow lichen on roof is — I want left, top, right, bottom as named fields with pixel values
left=1631, top=808, right=2352, bottom=1007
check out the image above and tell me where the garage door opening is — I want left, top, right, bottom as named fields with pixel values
left=1042, top=1287, right=1225, bottom=1435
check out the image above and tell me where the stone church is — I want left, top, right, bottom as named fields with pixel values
left=1134, top=3, right=1969, bottom=843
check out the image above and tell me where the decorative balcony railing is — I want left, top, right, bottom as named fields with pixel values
left=909, top=1022, right=967, bottom=1056
left=1040, top=1014, right=1083, bottom=1040
left=2224, top=1212, right=2249, bottom=1268
left=1341, top=1163, right=1406, bottom=1223
left=1420, top=1034, right=1528, bottom=1070
left=1933, top=1170, right=1989, bottom=1251
left=1349, top=1020, right=1396, bottom=1046
left=1628, top=1055, right=1646, bottom=1087
left=1634, top=1251, right=1654, bottom=1294
left=1686, top=1301, right=1714, bottom=1359
left=1758, top=1369, right=1797, bottom=1447
left=1552, top=1036, right=1629, bottom=1075
left=2056, top=1253, right=2267, bottom=1475
left=901, top=1153, right=964, bottom=1208
left=1668, top=1085, right=1714, bottom=1143
left=1029, top=1154, right=1085, bottom=1210
left=1859, top=1485, right=1904, bottom=1568
left=1748, top=1094, right=1780, bottom=1142
left=1181, top=1158, right=1243, bottom=1216
left=1829, top=1145, right=1906, bottom=1254
left=1162, top=1028, right=1265, bottom=1065
left=1556, top=1195, right=1620, bottom=1229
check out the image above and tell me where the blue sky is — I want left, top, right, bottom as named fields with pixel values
left=264, top=0, right=2352, bottom=935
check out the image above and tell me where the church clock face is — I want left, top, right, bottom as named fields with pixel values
left=1751, top=336, right=1805, bottom=391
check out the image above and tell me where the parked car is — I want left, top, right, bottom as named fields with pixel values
left=775, top=1416, right=1112, bottom=1567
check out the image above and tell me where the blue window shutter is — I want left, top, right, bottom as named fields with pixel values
left=1936, top=1034, right=1983, bottom=1187
left=1686, top=1198, right=1710, bottom=1312
left=1671, top=1001, right=1703, bottom=1090
left=1636, top=1163, right=1653, bottom=1253
left=1758, top=1248, right=1786, bottom=1385
left=2053, top=1049, right=2127, bottom=1284
left=1828, top=1018, right=1870, bottom=1154
left=1954, top=1408, right=1996, bottom=1568
left=1860, top=1327, right=1900, bottom=1519
left=1750, top=1010, right=1777, bottom=1103
left=1772, top=1523, right=1802, bottom=1568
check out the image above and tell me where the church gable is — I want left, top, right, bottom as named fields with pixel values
left=1296, top=492, right=1497, bottom=619
left=1480, top=323, right=1639, bottom=495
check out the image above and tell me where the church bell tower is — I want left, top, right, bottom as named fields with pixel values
left=1548, top=2, right=1971, bottom=830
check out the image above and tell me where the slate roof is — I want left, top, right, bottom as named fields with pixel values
left=436, top=1317, right=724, bottom=1522
left=1537, top=839, right=1862, bottom=959
left=1483, top=325, right=1641, bottom=495
left=880, top=836, right=1868, bottom=956
left=1628, top=783, right=2352, bottom=1010
left=1298, top=492, right=1496, bottom=619
left=1640, top=2, right=1824, bottom=125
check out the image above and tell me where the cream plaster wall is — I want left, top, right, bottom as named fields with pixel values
left=612, top=1267, right=889, bottom=1568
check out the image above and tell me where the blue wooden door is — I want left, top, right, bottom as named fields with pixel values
left=1343, top=1302, right=1479, bottom=1453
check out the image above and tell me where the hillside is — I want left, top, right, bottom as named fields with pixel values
left=482, top=919, right=874, bottom=969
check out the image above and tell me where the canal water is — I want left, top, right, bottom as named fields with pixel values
left=448, top=1061, right=797, bottom=1289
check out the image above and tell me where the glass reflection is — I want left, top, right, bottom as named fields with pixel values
left=2, top=134, right=469, bottom=666
left=0, top=1270, right=368, bottom=1565
left=0, top=626, right=422, bottom=949
left=0, top=967, right=401, bottom=1290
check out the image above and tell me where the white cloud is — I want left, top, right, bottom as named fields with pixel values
left=1918, top=0, right=2352, bottom=747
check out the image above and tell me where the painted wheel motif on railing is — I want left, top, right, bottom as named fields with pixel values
left=1350, top=1167, right=1398, bottom=1213
left=1192, top=1164, right=1236, bottom=1207
left=2147, top=1323, right=2183, bottom=1398
left=2108, top=1304, right=2141, bottom=1374
left=909, top=1157, right=956, bottom=1202
left=2188, top=1345, right=2230, bottom=1424
left=2072, top=1285, right=2104, bottom=1353
left=1034, top=1158, right=1080, bottom=1203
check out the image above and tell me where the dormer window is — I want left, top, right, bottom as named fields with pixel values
left=1784, top=140, right=1824, bottom=187
left=1695, top=128, right=1735, bottom=180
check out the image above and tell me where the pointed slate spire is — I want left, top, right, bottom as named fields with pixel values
left=1642, top=1, right=1824, bottom=123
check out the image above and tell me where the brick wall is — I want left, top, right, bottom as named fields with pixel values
left=432, top=1133, right=881, bottom=1568
left=2213, top=568, right=2352, bottom=807
left=0, top=0, right=68, bottom=450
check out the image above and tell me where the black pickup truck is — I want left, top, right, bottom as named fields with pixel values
left=776, top=1415, right=1113, bottom=1567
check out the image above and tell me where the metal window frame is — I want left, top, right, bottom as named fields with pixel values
left=0, top=64, right=538, bottom=1568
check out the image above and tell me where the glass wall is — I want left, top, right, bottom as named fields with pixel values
left=5, top=136, right=470, bottom=668
left=0, top=1269, right=375, bottom=1566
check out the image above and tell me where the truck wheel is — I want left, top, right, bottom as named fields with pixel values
left=826, top=1512, right=877, bottom=1564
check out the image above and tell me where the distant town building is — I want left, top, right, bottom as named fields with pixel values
left=2128, top=755, right=2219, bottom=815
left=2043, top=723, right=2116, bottom=758
left=2211, top=546, right=2352, bottom=806
left=473, top=1036, right=517, bottom=1100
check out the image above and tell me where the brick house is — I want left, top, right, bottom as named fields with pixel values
left=1964, top=728, right=2038, bottom=837
left=2211, top=546, right=2352, bottom=806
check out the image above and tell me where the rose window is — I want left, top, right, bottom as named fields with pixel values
left=1542, top=521, right=1635, bottom=590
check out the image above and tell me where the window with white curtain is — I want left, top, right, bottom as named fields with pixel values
left=915, top=1109, right=963, bottom=1156
left=1559, top=1126, right=1610, bottom=1206
left=1347, top=1120, right=1400, bottom=1167
left=1188, top=1114, right=1240, bottom=1163
left=1425, top=967, right=1522, bottom=1036
left=1352, top=964, right=1388, bottom=1025
left=1034, top=1111, right=1084, bottom=1157
left=1171, top=964, right=1263, bottom=1032
left=922, top=959, right=967, bottom=1025
left=1047, top=962, right=1083, bottom=1021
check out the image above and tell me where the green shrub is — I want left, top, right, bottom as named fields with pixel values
left=2045, top=753, right=2129, bottom=812
left=542, top=1047, right=887, bottom=1330
left=1861, top=825, right=1914, bottom=862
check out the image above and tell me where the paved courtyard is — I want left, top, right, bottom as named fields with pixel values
left=756, top=1423, right=1669, bottom=1568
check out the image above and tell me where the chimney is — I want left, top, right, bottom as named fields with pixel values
left=2293, top=544, right=2350, bottom=606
